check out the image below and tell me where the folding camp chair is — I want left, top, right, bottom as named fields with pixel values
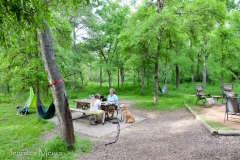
left=16, top=98, right=30, bottom=115
left=195, top=85, right=214, bottom=107
left=224, top=96, right=240, bottom=122
left=222, top=84, right=238, bottom=102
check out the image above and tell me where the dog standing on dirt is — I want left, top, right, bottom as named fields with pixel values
left=120, top=104, right=135, bottom=123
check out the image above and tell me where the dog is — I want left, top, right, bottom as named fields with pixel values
left=120, top=104, right=135, bottom=123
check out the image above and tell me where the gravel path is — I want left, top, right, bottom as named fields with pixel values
left=79, top=105, right=240, bottom=160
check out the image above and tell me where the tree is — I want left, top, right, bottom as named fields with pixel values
left=85, top=1, right=130, bottom=88
left=0, top=0, right=90, bottom=150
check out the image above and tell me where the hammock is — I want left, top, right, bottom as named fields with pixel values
left=37, top=102, right=55, bottom=119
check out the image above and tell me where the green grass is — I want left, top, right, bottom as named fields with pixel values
left=67, top=82, right=197, bottom=110
left=0, top=103, right=91, bottom=160
left=201, top=116, right=236, bottom=130
left=1, top=81, right=239, bottom=159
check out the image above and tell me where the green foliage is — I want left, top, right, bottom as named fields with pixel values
left=1, top=0, right=240, bottom=104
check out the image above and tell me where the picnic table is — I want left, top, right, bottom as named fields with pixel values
left=70, top=99, right=118, bottom=124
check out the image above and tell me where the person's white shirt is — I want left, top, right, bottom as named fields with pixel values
left=90, top=99, right=101, bottom=111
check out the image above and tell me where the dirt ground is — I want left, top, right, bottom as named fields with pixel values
left=199, top=104, right=240, bottom=130
left=77, top=100, right=240, bottom=160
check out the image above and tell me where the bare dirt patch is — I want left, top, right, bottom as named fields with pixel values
left=198, top=104, right=240, bottom=130
left=78, top=101, right=240, bottom=160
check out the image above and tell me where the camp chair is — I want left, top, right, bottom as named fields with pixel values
left=224, top=96, right=240, bottom=122
left=195, top=85, right=213, bottom=107
left=222, top=84, right=238, bottom=102
left=16, top=98, right=30, bottom=115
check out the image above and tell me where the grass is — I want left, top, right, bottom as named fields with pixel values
left=67, top=82, right=197, bottom=110
left=0, top=103, right=91, bottom=160
left=0, top=81, right=239, bottom=159
left=201, top=116, right=236, bottom=130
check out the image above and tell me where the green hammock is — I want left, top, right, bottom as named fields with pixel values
left=37, top=102, right=55, bottom=119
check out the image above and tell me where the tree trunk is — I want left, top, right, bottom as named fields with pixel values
left=118, top=67, right=120, bottom=89
left=202, top=56, right=207, bottom=87
left=196, top=52, right=201, bottom=81
left=154, top=43, right=160, bottom=104
left=72, top=26, right=77, bottom=90
left=141, top=66, right=145, bottom=94
left=133, top=69, right=136, bottom=87
left=154, top=54, right=160, bottom=104
left=220, top=73, right=223, bottom=93
left=176, top=65, right=180, bottom=89
left=38, top=20, right=75, bottom=150
left=120, top=67, right=124, bottom=87
left=99, top=67, right=102, bottom=88
left=7, top=83, right=10, bottom=93
left=99, top=55, right=102, bottom=88
left=107, top=71, right=111, bottom=88
left=154, top=0, right=165, bottom=104
left=36, top=85, right=41, bottom=119
left=80, top=71, right=84, bottom=88
left=72, top=76, right=75, bottom=90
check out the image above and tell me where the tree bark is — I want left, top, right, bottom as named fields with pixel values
left=107, top=71, right=111, bottom=88
left=38, top=20, right=75, bottom=150
left=154, top=53, right=160, bottom=104
left=120, top=67, right=124, bottom=87
left=36, top=84, right=41, bottom=119
left=99, top=55, right=102, bottom=88
left=154, top=0, right=164, bottom=104
left=80, top=71, right=84, bottom=88
left=176, top=65, right=180, bottom=89
left=202, top=56, right=208, bottom=87
left=141, top=66, right=145, bottom=94
left=196, top=52, right=201, bottom=81
left=117, top=67, right=120, bottom=89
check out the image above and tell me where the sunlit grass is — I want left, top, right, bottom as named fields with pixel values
left=201, top=116, right=236, bottom=131
left=0, top=81, right=239, bottom=159
left=0, top=103, right=91, bottom=160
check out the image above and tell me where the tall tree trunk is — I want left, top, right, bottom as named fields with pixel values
left=154, top=53, right=160, bottom=104
left=72, top=76, right=75, bottom=90
left=7, top=83, right=10, bottom=93
left=133, top=69, right=136, bottom=88
left=176, top=65, right=180, bottom=89
left=99, top=67, right=102, bottom=88
left=72, top=26, right=77, bottom=90
left=80, top=71, right=84, bottom=88
left=36, top=85, right=41, bottom=119
left=141, top=66, right=145, bottom=94
left=120, top=67, right=124, bottom=87
left=154, top=0, right=165, bottom=104
left=107, top=71, right=111, bottom=88
left=196, top=52, right=201, bottom=81
left=202, top=56, right=208, bottom=87
left=220, top=73, right=223, bottom=93
left=118, top=67, right=120, bottom=89
left=99, top=55, right=102, bottom=88
left=38, top=20, right=75, bottom=150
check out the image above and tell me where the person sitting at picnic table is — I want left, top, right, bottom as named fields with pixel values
left=107, top=88, right=118, bottom=110
left=90, top=94, right=106, bottom=125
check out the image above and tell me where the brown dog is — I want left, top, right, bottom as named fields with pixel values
left=120, top=104, right=135, bottom=123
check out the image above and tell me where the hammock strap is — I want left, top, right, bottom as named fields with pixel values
left=49, top=78, right=63, bottom=87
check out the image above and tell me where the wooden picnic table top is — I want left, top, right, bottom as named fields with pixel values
left=212, top=95, right=222, bottom=98
left=73, top=99, right=114, bottom=106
